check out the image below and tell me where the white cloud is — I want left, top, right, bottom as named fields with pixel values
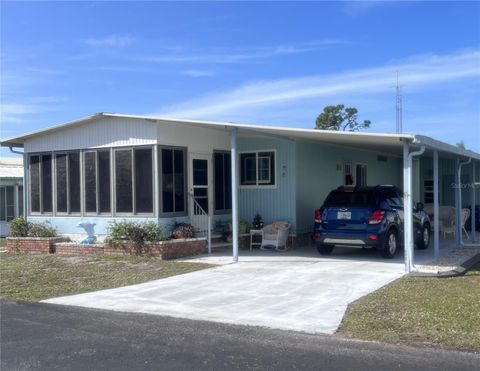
left=181, top=69, right=213, bottom=77
left=152, top=50, right=480, bottom=120
left=0, top=103, right=42, bottom=124
left=85, top=34, right=133, bottom=48
left=135, top=39, right=349, bottom=64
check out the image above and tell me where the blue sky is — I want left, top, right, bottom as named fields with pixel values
left=1, top=1, right=479, bottom=154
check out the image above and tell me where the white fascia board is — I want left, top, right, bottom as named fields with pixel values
left=414, top=135, right=480, bottom=160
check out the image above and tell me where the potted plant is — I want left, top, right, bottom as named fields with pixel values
left=252, top=213, right=264, bottom=230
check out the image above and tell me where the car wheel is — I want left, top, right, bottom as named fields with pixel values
left=417, top=225, right=430, bottom=250
left=316, top=244, right=334, bottom=255
left=382, top=230, right=397, bottom=259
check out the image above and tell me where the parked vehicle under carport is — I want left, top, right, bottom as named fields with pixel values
left=314, top=185, right=431, bottom=258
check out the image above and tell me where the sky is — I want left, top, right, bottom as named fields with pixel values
left=1, top=1, right=479, bottom=155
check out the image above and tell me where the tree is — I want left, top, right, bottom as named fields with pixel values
left=456, top=140, right=466, bottom=150
left=315, top=104, right=371, bottom=131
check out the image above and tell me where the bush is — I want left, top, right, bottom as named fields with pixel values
left=106, top=221, right=165, bottom=246
left=9, top=218, right=57, bottom=238
left=28, top=221, right=58, bottom=237
left=9, top=218, right=30, bottom=237
left=172, top=223, right=195, bottom=239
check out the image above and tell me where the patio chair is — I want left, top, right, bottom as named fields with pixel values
left=260, top=221, right=291, bottom=251
left=461, top=208, right=471, bottom=240
left=440, top=207, right=456, bottom=239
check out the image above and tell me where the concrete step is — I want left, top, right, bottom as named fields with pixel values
left=211, top=242, right=232, bottom=250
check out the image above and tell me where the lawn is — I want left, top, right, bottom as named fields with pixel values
left=337, top=263, right=480, bottom=351
left=0, top=253, right=213, bottom=302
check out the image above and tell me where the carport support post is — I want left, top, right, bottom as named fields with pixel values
left=402, top=141, right=412, bottom=273
left=231, top=127, right=239, bottom=263
left=472, top=161, right=476, bottom=243
left=455, top=159, right=461, bottom=246
left=433, top=150, right=440, bottom=258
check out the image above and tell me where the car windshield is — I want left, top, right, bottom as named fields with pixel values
left=324, top=191, right=375, bottom=206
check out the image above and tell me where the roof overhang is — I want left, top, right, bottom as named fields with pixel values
left=1, top=112, right=479, bottom=161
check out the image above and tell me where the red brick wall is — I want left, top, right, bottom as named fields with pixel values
left=6, top=237, right=67, bottom=254
left=6, top=237, right=207, bottom=259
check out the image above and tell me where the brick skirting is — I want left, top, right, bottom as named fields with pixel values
left=7, top=237, right=207, bottom=260
left=6, top=237, right=68, bottom=254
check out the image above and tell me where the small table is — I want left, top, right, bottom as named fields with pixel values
left=250, top=229, right=263, bottom=251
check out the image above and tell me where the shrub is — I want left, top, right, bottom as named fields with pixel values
left=106, top=221, right=165, bottom=246
left=28, top=221, right=58, bottom=237
left=9, top=218, right=30, bottom=237
left=172, top=223, right=195, bottom=239
left=9, top=218, right=57, bottom=238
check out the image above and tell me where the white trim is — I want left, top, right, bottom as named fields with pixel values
left=238, top=149, right=277, bottom=189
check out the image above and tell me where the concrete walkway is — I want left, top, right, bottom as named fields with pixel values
left=42, top=242, right=463, bottom=334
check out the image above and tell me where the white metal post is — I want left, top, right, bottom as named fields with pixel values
left=433, top=150, right=440, bottom=258
left=230, top=128, right=239, bottom=263
left=455, top=159, right=460, bottom=245
left=472, top=161, right=476, bottom=242
left=402, top=141, right=411, bottom=273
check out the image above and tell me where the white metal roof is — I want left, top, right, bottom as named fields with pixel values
left=0, top=157, right=24, bottom=178
left=1, top=112, right=479, bottom=160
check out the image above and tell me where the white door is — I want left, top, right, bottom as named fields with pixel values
left=189, top=154, right=211, bottom=230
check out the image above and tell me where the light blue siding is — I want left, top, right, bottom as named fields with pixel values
left=295, top=141, right=402, bottom=234
left=237, top=138, right=297, bottom=231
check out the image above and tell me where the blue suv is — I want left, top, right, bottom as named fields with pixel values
left=314, top=185, right=430, bottom=258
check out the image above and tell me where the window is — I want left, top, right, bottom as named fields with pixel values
left=240, top=151, right=275, bottom=187
left=84, top=150, right=111, bottom=214
left=355, top=164, right=367, bottom=187
left=160, top=147, right=186, bottom=214
left=29, top=154, right=53, bottom=213
left=84, top=151, right=97, bottom=213
left=0, top=186, right=15, bottom=221
left=114, top=147, right=153, bottom=214
left=0, top=188, right=5, bottom=221
left=55, top=152, right=81, bottom=214
left=214, top=151, right=231, bottom=212
left=115, top=149, right=133, bottom=213
left=423, top=180, right=434, bottom=204
left=134, top=149, right=153, bottom=213
left=18, top=186, right=23, bottom=217
left=344, top=163, right=354, bottom=185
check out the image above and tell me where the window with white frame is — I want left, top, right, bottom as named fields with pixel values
left=159, top=146, right=186, bottom=215
left=114, top=147, right=154, bottom=214
left=55, top=152, right=81, bottom=214
left=240, top=151, right=275, bottom=186
left=29, top=154, right=53, bottom=213
left=0, top=186, right=15, bottom=221
left=355, top=163, right=368, bottom=187
left=83, top=150, right=111, bottom=214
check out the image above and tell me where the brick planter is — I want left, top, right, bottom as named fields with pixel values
left=6, top=237, right=67, bottom=254
left=54, top=243, right=105, bottom=255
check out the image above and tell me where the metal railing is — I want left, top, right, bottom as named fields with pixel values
left=188, top=192, right=211, bottom=254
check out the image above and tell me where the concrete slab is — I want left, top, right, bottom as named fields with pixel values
left=43, top=247, right=410, bottom=334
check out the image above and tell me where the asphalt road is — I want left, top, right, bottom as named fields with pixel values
left=1, top=300, right=479, bottom=371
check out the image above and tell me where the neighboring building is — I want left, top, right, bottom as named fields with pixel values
left=0, top=157, right=24, bottom=236
left=0, top=113, right=478, bottom=254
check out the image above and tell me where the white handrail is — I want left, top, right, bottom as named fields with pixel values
left=188, top=192, right=211, bottom=254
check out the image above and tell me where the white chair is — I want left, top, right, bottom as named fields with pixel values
left=461, top=208, right=471, bottom=240
left=441, top=206, right=456, bottom=239
left=260, top=221, right=291, bottom=251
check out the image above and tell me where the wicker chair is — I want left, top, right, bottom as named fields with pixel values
left=260, top=221, right=291, bottom=251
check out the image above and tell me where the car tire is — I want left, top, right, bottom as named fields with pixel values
left=317, top=244, right=334, bottom=255
left=382, top=230, right=398, bottom=259
left=417, top=225, right=430, bottom=250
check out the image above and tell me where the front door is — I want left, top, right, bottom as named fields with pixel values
left=189, top=154, right=211, bottom=230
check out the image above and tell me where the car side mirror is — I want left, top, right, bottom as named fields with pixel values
left=416, top=202, right=424, bottom=211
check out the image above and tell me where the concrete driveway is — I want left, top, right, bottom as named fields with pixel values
left=42, top=247, right=413, bottom=334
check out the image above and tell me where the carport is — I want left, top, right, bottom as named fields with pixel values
left=226, top=126, right=480, bottom=272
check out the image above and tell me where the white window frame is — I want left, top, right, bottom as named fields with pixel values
left=343, top=162, right=353, bottom=186
left=354, top=162, right=368, bottom=187
left=238, top=149, right=277, bottom=189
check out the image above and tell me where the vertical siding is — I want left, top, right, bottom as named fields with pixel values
left=25, top=117, right=158, bottom=152
left=295, top=141, right=402, bottom=234
left=237, top=138, right=296, bottom=231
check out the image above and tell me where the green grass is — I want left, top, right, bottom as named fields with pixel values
left=0, top=253, right=213, bottom=302
left=337, top=263, right=480, bottom=351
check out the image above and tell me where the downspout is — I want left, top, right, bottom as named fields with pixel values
left=9, top=146, right=27, bottom=221
left=458, top=157, right=476, bottom=247
left=407, top=145, right=425, bottom=272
